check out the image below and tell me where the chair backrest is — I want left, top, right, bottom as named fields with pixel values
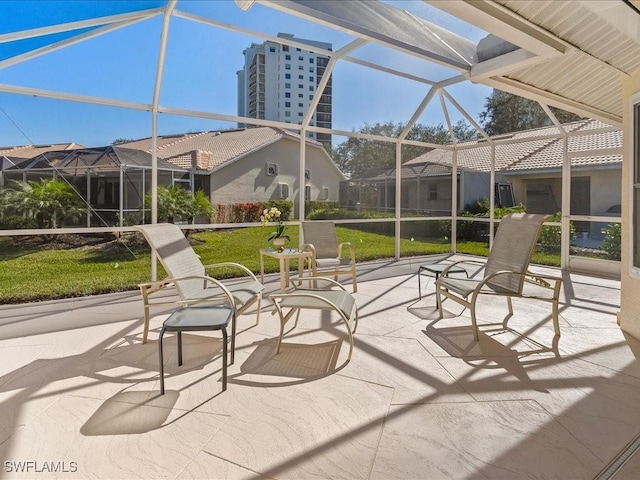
left=136, top=223, right=206, bottom=300
left=302, top=221, right=339, bottom=259
left=484, top=213, right=549, bottom=293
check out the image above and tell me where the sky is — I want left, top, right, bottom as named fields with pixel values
left=0, top=0, right=493, bottom=149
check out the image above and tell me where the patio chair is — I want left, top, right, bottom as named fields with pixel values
left=302, top=221, right=357, bottom=292
left=270, top=277, right=359, bottom=360
left=135, top=223, right=264, bottom=344
left=435, top=213, right=562, bottom=341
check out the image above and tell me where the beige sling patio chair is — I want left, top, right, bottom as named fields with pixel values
left=270, top=277, right=359, bottom=360
left=435, top=213, right=562, bottom=341
left=135, top=223, right=264, bottom=344
left=302, top=221, right=357, bottom=292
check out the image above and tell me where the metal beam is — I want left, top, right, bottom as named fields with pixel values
left=469, top=48, right=560, bottom=81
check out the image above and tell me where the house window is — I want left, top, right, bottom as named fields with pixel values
left=298, top=65, right=303, bottom=70
left=309, top=67, right=314, bottom=73
left=309, top=95, right=313, bottom=100
left=285, top=54, right=291, bottom=60
left=265, top=163, right=278, bottom=176
left=285, top=64, right=291, bottom=70
left=298, top=102, right=304, bottom=107
left=309, top=86, right=314, bottom=91
left=305, top=185, right=311, bottom=201
left=305, top=169, right=311, bottom=181
left=309, top=58, right=314, bottom=63
left=285, top=111, right=291, bottom=117
left=322, top=187, right=329, bottom=200
left=298, top=84, right=303, bottom=89
left=285, top=82, right=290, bottom=89
left=285, top=101, right=291, bottom=107
left=279, top=183, right=289, bottom=199
left=298, top=112, right=303, bottom=117
left=428, top=183, right=437, bottom=201
left=298, top=93, right=304, bottom=98
left=298, top=56, right=304, bottom=61
left=285, top=92, right=290, bottom=98
left=633, top=99, right=640, bottom=268
left=285, top=73, right=291, bottom=79
left=269, top=46, right=276, bottom=52
left=283, top=45, right=289, bottom=52
left=309, top=76, right=314, bottom=82
left=298, top=74, right=304, bottom=80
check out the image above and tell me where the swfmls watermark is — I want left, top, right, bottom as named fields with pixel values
left=4, top=461, right=78, bottom=474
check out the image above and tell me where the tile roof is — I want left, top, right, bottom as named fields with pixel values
left=0, top=143, right=84, bottom=160
left=405, top=119, right=621, bottom=173
left=121, top=127, right=322, bottom=171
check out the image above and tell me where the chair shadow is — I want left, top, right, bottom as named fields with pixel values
left=229, top=337, right=345, bottom=387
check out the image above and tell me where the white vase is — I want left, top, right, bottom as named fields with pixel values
left=273, top=237, right=286, bottom=252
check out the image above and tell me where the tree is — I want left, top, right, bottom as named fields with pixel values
left=142, top=185, right=214, bottom=224
left=332, top=120, right=476, bottom=178
left=112, top=138, right=134, bottom=145
left=479, top=90, right=583, bottom=136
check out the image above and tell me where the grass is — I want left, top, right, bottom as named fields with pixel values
left=0, top=226, right=561, bottom=304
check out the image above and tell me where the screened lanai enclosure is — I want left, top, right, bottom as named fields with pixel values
left=0, top=0, right=637, bottom=280
left=1, top=146, right=193, bottom=226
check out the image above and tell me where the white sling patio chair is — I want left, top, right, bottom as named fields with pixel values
left=135, top=223, right=263, bottom=344
left=302, top=221, right=357, bottom=292
left=435, top=213, right=562, bottom=341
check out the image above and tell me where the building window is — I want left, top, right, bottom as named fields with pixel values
left=298, top=102, right=304, bottom=107
left=428, top=183, right=438, bottom=201
left=322, top=187, right=329, bottom=200
left=305, top=185, right=311, bottom=201
left=309, top=57, right=314, bottom=63
left=298, top=84, right=303, bottom=89
left=285, top=73, right=291, bottom=79
left=283, top=45, right=289, bottom=52
left=285, top=54, right=291, bottom=60
left=309, top=95, right=313, bottom=100
left=309, top=67, right=314, bottom=73
left=285, top=82, right=290, bottom=88
left=269, top=46, right=276, bottom=52
left=285, top=101, right=290, bottom=107
left=265, top=163, right=278, bottom=176
left=309, top=86, right=314, bottom=91
left=309, top=76, right=314, bottom=82
left=296, top=47, right=301, bottom=51
left=298, top=65, right=303, bottom=70
left=285, top=92, right=290, bottom=98
left=285, top=111, right=291, bottom=117
left=298, top=93, right=304, bottom=98
left=298, top=56, right=304, bottom=61
left=279, top=183, right=289, bottom=199
left=285, top=64, right=291, bottom=70
left=305, top=169, right=311, bottom=181
left=298, top=112, right=303, bottom=117
left=298, top=74, right=304, bottom=80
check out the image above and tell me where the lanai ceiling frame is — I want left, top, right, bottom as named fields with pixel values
left=0, top=0, right=632, bottom=274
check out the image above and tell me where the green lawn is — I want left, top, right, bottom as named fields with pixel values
left=0, top=227, right=561, bottom=304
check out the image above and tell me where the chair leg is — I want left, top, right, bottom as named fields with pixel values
left=254, top=294, right=262, bottom=326
left=552, top=299, right=560, bottom=336
left=435, top=286, right=444, bottom=319
left=506, top=296, right=514, bottom=315
left=177, top=331, right=183, bottom=366
left=221, top=328, right=228, bottom=391
left=352, top=268, right=357, bottom=293
left=159, top=327, right=166, bottom=395
left=470, top=302, right=480, bottom=341
left=230, top=312, right=236, bottom=365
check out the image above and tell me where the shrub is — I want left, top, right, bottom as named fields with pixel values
left=538, top=212, right=576, bottom=252
left=601, top=223, right=621, bottom=260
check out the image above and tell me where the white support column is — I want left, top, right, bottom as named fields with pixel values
left=452, top=148, right=458, bottom=253
left=561, top=136, right=570, bottom=269
left=395, top=141, right=402, bottom=260
left=119, top=165, right=124, bottom=227
left=299, top=127, right=306, bottom=246
left=490, top=143, right=496, bottom=249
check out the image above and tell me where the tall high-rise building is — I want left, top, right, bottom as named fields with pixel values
left=237, top=33, right=332, bottom=144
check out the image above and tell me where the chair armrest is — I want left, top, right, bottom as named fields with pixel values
left=138, top=274, right=236, bottom=309
left=302, top=243, right=317, bottom=262
left=203, top=262, right=260, bottom=283
left=291, top=276, right=347, bottom=292
left=441, top=259, right=485, bottom=277
left=337, top=242, right=356, bottom=261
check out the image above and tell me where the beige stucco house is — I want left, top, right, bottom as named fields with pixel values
left=122, top=127, right=345, bottom=217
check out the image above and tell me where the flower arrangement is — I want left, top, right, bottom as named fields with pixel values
left=261, top=207, right=290, bottom=242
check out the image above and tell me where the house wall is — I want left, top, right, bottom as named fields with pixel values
left=210, top=137, right=344, bottom=217
left=459, top=171, right=493, bottom=209
left=618, top=68, right=640, bottom=340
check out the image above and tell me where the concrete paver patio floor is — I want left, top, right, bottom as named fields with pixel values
left=1, top=254, right=639, bottom=479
